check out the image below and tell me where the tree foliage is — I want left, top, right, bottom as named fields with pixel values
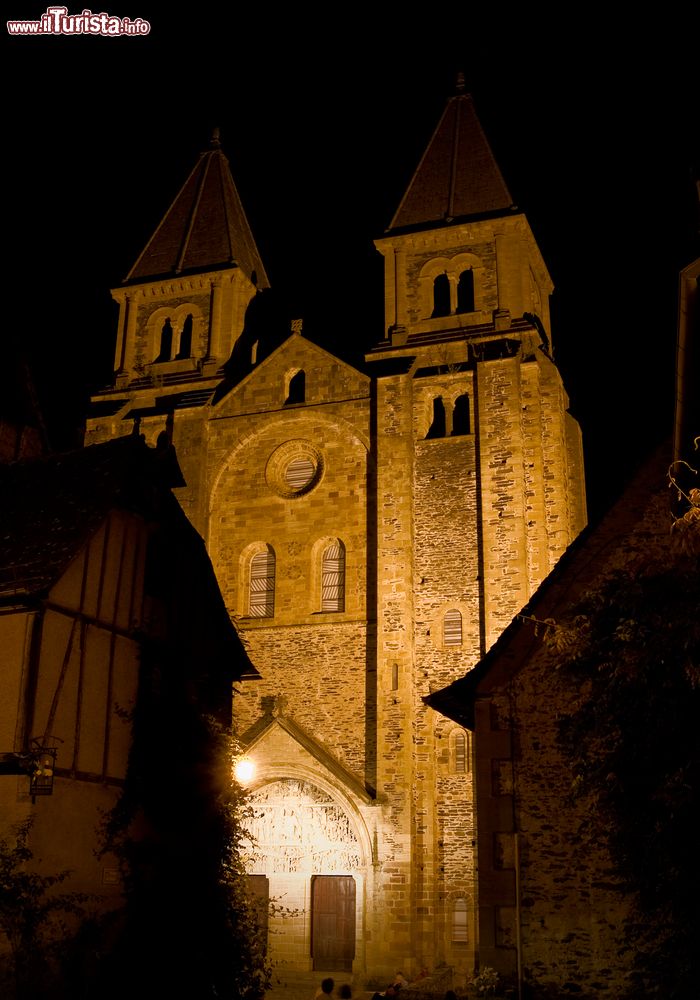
left=95, top=636, right=269, bottom=1000
left=0, top=819, right=89, bottom=999
left=550, top=477, right=700, bottom=999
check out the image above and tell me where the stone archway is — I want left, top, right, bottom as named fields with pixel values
left=242, top=779, right=363, bottom=971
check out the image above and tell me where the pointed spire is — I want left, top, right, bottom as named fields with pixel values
left=126, top=134, right=269, bottom=287
left=388, top=89, right=515, bottom=232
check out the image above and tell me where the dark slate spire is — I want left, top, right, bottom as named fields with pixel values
left=126, top=133, right=269, bottom=287
left=388, top=87, right=515, bottom=232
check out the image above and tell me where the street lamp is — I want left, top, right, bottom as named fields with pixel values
left=234, top=756, right=255, bottom=785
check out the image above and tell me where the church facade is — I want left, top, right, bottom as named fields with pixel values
left=86, top=88, right=586, bottom=981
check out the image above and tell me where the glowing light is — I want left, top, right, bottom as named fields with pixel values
left=234, top=756, right=255, bottom=785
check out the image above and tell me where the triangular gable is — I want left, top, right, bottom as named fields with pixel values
left=213, top=333, right=370, bottom=417
left=240, top=712, right=373, bottom=804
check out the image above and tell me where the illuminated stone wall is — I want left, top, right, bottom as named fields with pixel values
left=84, top=146, right=587, bottom=984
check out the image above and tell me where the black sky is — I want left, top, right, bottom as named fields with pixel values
left=6, top=8, right=699, bottom=519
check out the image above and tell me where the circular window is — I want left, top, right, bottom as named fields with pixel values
left=266, top=440, right=323, bottom=498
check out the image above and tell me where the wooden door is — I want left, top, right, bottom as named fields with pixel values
left=311, top=875, right=355, bottom=971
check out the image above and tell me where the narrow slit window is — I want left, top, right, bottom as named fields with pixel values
left=176, top=313, right=193, bottom=359
left=249, top=549, right=275, bottom=618
left=432, top=273, right=451, bottom=318
left=454, top=732, right=467, bottom=773
left=285, top=370, right=306, bottom=404
left=452, top=394, right=470, bottom=435
left=457, top=269, right=475, bottom=313
left=444, top=608, right=462, bottom=645
left=321, top=542, right=345, bottom=612
left=426, top=397, right=446, bottom=439
left=155, top=318, right=173, bottom=362
left=452, top=897, right=468, bottom=943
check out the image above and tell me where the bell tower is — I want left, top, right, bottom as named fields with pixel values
left=367, top=80, right=586, bottom=973
left=111, top=129, right=268, bottom=387
left=376, top=75, right=552, bottom=350
left=87, top=130, right=268, bottom=532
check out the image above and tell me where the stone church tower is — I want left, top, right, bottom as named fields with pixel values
left=87, top=86, right=586, bottom=981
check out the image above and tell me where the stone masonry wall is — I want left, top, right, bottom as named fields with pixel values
left=496, top=652, right=630, bottom=997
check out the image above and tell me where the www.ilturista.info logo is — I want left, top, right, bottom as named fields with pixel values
left=7, top=6, right=150, bottom=35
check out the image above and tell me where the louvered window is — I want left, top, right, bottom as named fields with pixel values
left=285, top=457, right=316, bottom=492
left=452, top=897, right=468, bottom=943
left=454, top=732, right=467, bottom=773
left=321, top=542, right=345, bottom=612
left=249, top=549, right=275, bottom=618
left=444, top=608, right=462, bottom=646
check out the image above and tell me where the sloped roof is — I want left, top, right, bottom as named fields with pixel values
left=388, top=89, right=515, bottom=232
left=424, top=444, right=673, bottom=729
left=126, top=132, right=269, bottom=287
left=0, top=436, right=172, bottom=599
left=0, top=434, right=257, bottom=680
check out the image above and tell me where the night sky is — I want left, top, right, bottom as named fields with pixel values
left=6, top=8, right=699, bottom=520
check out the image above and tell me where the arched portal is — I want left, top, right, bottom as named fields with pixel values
left=242, top=779, right=364, bottom=972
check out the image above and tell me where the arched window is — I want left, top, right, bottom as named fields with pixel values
left=285, top=370, right=306, bottom=404
left=321, top=541, right=345, bottom=612
left=176, top=313, right=193, bottom=359
left=452, top=897, right=468, bottom=943
left=432, top=273, right=451, bottom=317
left=443, top=608, right=462, bottom=645
left=453, top=732, right=467, bottom=773
left=155, top=318, right=173, bottom=362
left=426, top=397, right=446, bottom=439
left=457, top=269, right=475, bottom=313
left=452, top=394, right=471, bottom=436
left=450, top=728, right=471, bottom=774
left=249, top=547, right=275, bottom=618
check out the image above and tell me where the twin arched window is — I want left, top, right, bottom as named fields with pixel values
left=420, top=254, right=482, bottom=321
left=426, top=394, right=471, bottom=439
left=154, top=313, right=194, bottom=363
left=431, top=268, right=475, bottom=318
left=246, top=540, right=345, bottom=617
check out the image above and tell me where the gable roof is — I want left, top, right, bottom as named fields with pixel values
left=125, top=132, right=269, bottom=287
left=241, top=709, right=374, bottom=803
left=0, top=435, right=177, bottom=599
left=388, top=88, right=515, bottom=233
left=0, top=434, right=257, bottom=679
left=214, top=329, right=370, bottom=405
left=424, top=443, right=673, bottom=729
